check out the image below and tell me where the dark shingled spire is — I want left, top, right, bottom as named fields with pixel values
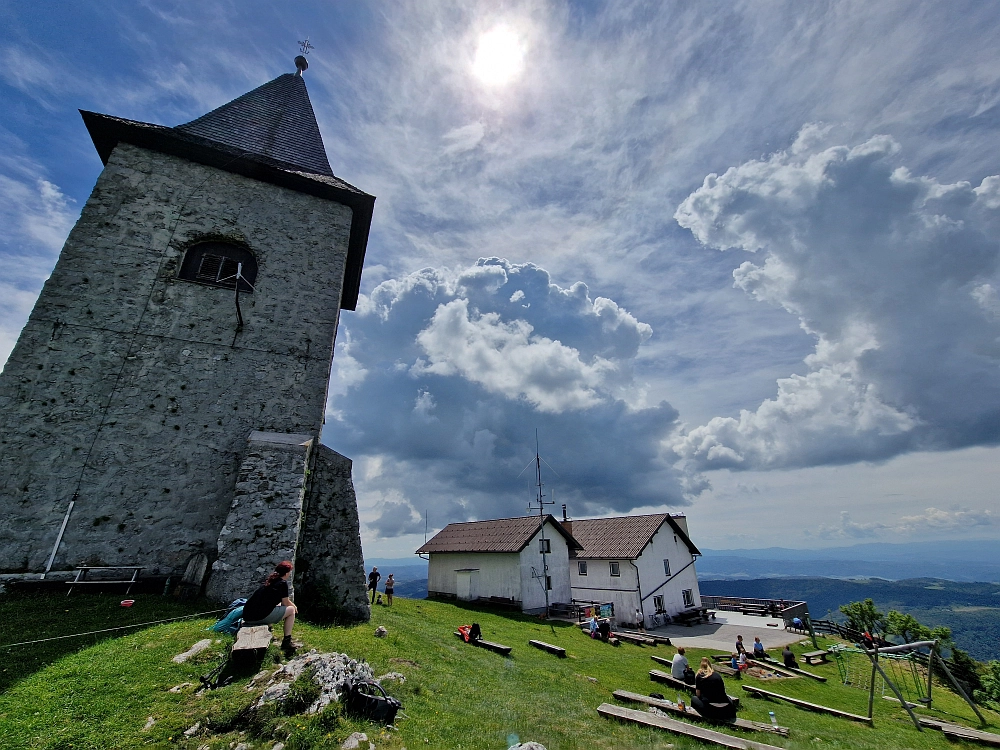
left=176, top=73, right=333, bottom=176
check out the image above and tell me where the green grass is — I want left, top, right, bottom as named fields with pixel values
left=0, top=592, right=998, bottom=749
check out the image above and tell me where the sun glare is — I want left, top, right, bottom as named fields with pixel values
left=473, top=27, right=525, bottom=86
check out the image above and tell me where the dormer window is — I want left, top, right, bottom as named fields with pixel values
left=179, top=241, right=257, bottom=293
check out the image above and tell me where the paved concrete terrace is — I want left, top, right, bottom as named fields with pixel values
left=649, top=612, right=810, bottom=654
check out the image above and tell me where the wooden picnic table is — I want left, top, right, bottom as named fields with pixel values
left=66, top=565, right=144, bottom=596
left=801, top=649, right=829, bottom=665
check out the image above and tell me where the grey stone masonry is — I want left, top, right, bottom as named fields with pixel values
left=296, top=445, right=370, bottom=623
left=0, top=142, right=350, bottom=575
left=206, top=432, right=313, bottom=602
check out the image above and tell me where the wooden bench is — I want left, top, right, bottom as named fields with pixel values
left=801, top=649, right=829, bottom=665
left=453, top=631, right=512, bottom=655
left=612, top=690, right=788, bottom=736
left=616, top=631, right=657, bottom=647
left=650, top=670, right=740, bottom=708
left=618, top=629, right=671, bottom=646
left=757, top=656, right=827, bottom=682
left=66, top=565, right=144, bottom=596
left=230, top=625, right=272, bottom=667
left=742, top=685, right=873, bottom=725
left=598, top=703, right=784, bottom=750
left=919, top=718, right=1000, bottom=746
left=529, top=639, right=566, bottom=658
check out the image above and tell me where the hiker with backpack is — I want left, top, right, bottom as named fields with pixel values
left=241, top=560, right=298, bottom=654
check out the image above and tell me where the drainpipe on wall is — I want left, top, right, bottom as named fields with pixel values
left=629, top=559, right=643, bottom=628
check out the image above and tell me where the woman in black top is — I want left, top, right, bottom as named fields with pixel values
left=692, top=657, right=737, bottom=720
left=242, top=560, right=298, bottom=652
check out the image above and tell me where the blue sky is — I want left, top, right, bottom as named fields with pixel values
left=2, top=1, right=999, bottom=556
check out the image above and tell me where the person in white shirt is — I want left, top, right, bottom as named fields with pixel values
left=671, top=646, right=691, bottom=681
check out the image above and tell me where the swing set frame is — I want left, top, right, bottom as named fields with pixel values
left=857, top=639, right=986, bottom=730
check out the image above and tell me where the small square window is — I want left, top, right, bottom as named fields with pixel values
left=663, top=559, right=671, bottom=576
left=682, top=589, right=694, bottom=607
left=610, top=561, right=620, bottom=577
left=539, top=538, right=551, bottom=553
left=653, top=595, right=664, bottom=613
left=578, top=561, right=588, bottom=575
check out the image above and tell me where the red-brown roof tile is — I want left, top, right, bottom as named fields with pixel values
left=568, top=513, right=700, bottom=559
left=416, top=515, right=581, bottom=554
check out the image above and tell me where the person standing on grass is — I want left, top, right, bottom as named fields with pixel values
left=368, top=566, right=381, bottom=604
left=385, top=574, right=395, bottom=606
left=241, top=560, right=297, bottom=654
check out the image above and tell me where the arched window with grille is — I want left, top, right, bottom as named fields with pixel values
left=178, top=241, right=257, bottom=293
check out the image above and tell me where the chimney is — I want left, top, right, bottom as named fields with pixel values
left=562, top=504, right=568, bottom=522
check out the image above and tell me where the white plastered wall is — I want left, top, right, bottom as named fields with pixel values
left=427, top=552, right=520, bottom=601
left=635, top=520, right=701, bottom=620
left=518, top=520, right=573, bottom=611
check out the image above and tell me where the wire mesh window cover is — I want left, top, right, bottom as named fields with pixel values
left=179, top=241, right=257, bottom=292
left=578, top=561, right=588, bottom=575
left=609, top=561, right=620, bottom=577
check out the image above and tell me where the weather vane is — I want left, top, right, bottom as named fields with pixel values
left=298, top=38, right=315, bottom=55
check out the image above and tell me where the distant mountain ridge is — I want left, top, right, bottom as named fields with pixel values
left=697, top=539, right=1000, bottom=582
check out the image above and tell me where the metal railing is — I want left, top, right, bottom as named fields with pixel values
left=700, top=594, right=806, bottom=617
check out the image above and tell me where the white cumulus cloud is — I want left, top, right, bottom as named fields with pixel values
left=326, top=258, right=685, bottom=536
left=674, top=128, right=1000, bottom=470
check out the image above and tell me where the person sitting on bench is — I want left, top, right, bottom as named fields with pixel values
left=241, top=560, right=298, bottom=654
left=692, top=657, right=737, bottom=721
left=752, top=636, right=767, bottom=659
left=735, top=634, right=747, bottom=656
left=671, top=646, right=696, bottom=684
left=782, top=645, right=796, bottom=670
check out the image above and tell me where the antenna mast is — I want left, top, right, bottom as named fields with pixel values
left=527, top=429, right=555, bottom=617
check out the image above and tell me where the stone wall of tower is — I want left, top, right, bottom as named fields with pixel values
left=295, top=445, right=370, bottom=623
left=0, top=143, right=352, bottom=576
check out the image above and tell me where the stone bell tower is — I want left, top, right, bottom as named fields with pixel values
left=0, top=55, right=372, bottom=621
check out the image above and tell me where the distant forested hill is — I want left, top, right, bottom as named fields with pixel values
left=700, top=577, right=1000, bottom=661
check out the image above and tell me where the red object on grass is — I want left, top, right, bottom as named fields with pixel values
left=120, top=600, right=134, bottom=607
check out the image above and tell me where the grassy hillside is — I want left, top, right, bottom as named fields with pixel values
left=701, top=578, right=1000, bottom=661
left=0, top=591, right=998, bottom=749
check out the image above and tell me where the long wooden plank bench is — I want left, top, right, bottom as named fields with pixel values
left=598, top=703, right=784, bottom=750
left=742, top=685, right=873, bottom=725
left=650, top=670, right=740, bottom=708
left=618, top=629, right=671, bottom=645
left=612, top=690, right=788, bottom=736
left=801, top=649, right=829, bottom=665
left=616, top=631, right=657, bottom=647
left=529, top=639, right=566, bottom=657
left=919, top=718, right=1000, bottom=747
left=758, top=656, right=827, bottom=682
left=453, top=631, right=512, bottom=655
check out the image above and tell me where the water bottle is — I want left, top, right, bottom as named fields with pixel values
left=769, top=711, right=777, bottom=727
left=677, top=694, right=685, bottom=711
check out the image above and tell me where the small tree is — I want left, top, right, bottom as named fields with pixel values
left=839, top=598, right=886, bottom=635
left=886, top=610, right=925, bottom=642
left=975, top=661, right=1000, bottom=710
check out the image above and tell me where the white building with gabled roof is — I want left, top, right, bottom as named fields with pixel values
left=564, top=513, right=701, bottom=628
left=416, top=515, right=583, bottom=613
